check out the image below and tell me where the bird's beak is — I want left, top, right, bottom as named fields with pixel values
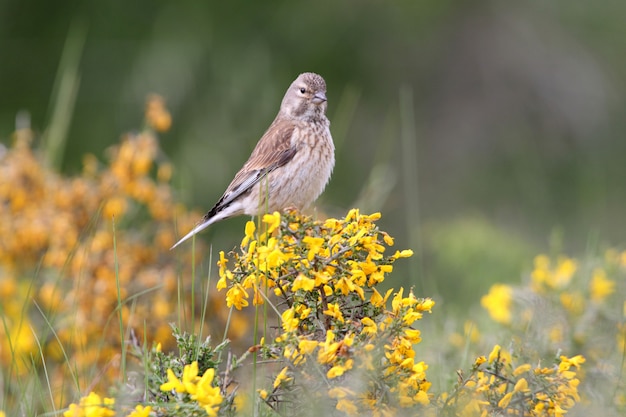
left=312, top=92, right=327, bottom=104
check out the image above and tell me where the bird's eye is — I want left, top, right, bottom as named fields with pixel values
left=299, top=87, right=306, bottom=94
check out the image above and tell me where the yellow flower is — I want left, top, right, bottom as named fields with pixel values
left=549, top=325, right=564, bottom=343
left=513, top=363, right=532, bottom=376
left=314, top=270, right=331, bottom=286
left=217, top=251, right=230, bottom=289
left=298, top=339, right=319, bottom=355
left=481, top=284, right=512, bottom=325
left=328, top=387, right=358, bottom=415
left=318, top=331, right=339, bottom=364
left=225, top=284, right=249, bottom=310
left=391, top=288, right=405, bottom=314
left=303, top=236, right=325, bottom=260
left=361, top=235, right=386, bottom=259
left=262, top=211, right=281, bottom=234
left=532, top=255, right=577, bottom=291
left=145, top=94, right=172, bottom=132
left=474, top=356, right=486, bottom=366
left=416, top=298, right=435, bottom=312
left=559, top=355, right=585, bottom=371
left=381, top=232, right=394, bottom=246
left=216, top=273, right=227, bottom=290
left=343, top=333, right=355, bottom=347
left=370, top=288, right=393, bottom=308
left=292, top=274, right=316, bottom=292
left=323, top=284, right=333, bottom=296
left=102, top=196, right=127, bottom=219
left=160, top=368, right=185, bottom=393
left=241, top=221, right=256, bottom=247
left=217, top=250, right=228, bottom=270
left=0, top=316, right=36, bottom=374
left=323, top=302, right=344, bottom=323
left=589, top=268, right=615, bottom=302
left=126, top=404, right=152, bottom=417
left=402, top=309, right=423, bottom=325
left=345, top=208, right=360, bottom=222
left=391, top=249, right=413, bottom=259
left=160, top=362, right=222, bottom=416
left=64, top=404, right=82, bottom=417
left=296, top=305, right=312, bottom=319
left=336, top=398, right=358, bottom=415
left=336, top=276, right=365, bottom=299
left=404, top=328, right=421, bottom=344
left=327, top=359, right=353, bottom=379
left=485, top=344, right=512, bottom=365
left=193, top=368, right=223, bottom=417
left=182, top=361, right=199, bottom=394
left=63, top=392, right=115, bottom=417
left=273, top=366, right=292, bottom=389
left=553, top=257, right=577, bottom=288
left=560, top=291, right=585, bottom=316
left=364, top=212, right=382, bottom=221
left=498, top=392, right=513, bottom=408
left=281, top=308, right=299, bottom=332
left=361, top=317, right=378, bottom=335
left=336, top=276, right=353, bottom=295
left=157, top=162, right=173, bottom=182
left=412, top=390, right=429, bottom=406
left=513, top=378, right=529, bottom=393
left=488, top=345, right=502, bottom=364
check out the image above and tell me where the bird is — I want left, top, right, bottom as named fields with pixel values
left=171, top=72, right=335, bottom=249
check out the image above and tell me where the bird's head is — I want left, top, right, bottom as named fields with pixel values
left=280, top=72, right=328, bottom=121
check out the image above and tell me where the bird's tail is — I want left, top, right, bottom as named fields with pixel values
left=171, top=200, right=244, bottom=250
left=170, top=219, right=214, bottom=250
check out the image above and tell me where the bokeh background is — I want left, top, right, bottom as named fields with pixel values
left=2, top=0, right=625, bottom=310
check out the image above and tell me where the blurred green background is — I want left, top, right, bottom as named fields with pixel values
left=2, top=0, right=625, bottom=310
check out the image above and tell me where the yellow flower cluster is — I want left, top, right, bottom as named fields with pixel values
left=216, top=209, right=433, bottom=415
left=480, top=283, right=512, bottom=325
left=483, top=253, right=621, bottom=347
left=440, top=345, right=584, bottom=417
left=479, top=251, right=626, bottom=414
left=63, top=392, right=115, bottom=417
left=160, top=361, right=223, bottom=416
left=531, top=255, right=578, bottom=292
left=217, top=209, right=413, bottom=313
left=0, top=103, right=211, bottom=409
left=63, top=392, right=152, bottom=417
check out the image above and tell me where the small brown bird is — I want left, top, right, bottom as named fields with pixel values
left=171, top=72, right=334, bottom=249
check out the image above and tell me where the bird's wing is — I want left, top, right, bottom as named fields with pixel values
left=170, top=122, right=297, bottom=250
left=205, top=121, right=297, bottom=219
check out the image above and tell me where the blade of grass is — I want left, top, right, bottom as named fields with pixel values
left=330, top=84, right=360, bottom=154
left=42, top=18, right=86, bottom=170
left=222, top=306, right=234, bottom=344
left=399, top=87, right=424, bottom=293
left=198, top=246, right=213, bottom=342
left=191, top=234, right=196, bottom=334
left=112, top=216, right=126, bottom=382
left=351, top=108, right=397, bottom=213
left=31, top=325, right=55, bottom=414
left=32, top=300, right=81, bottom=394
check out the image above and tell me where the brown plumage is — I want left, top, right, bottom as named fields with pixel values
left=171, top=72, right=335, bottom=249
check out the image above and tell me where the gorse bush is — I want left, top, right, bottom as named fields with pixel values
left=0, top=97, right=212, bottom=412
left=481, top=253, right=626, bottom=414
left=216, top=209, right=431, bottom=416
